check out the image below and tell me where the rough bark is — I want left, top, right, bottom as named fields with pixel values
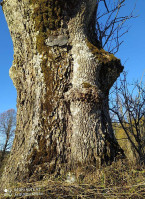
left=0, top=0, right=123, bottom=189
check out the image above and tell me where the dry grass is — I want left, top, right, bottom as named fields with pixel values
left=0, top=159, right=145, bottom=199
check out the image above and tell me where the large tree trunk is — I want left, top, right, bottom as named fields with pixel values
left=1, top=0, right=123, bottom=189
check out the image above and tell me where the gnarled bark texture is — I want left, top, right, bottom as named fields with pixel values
left=1, top=0, right=123, bottom=189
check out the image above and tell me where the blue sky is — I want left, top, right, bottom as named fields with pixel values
left=116, top=0, right=145, bottom=82
left=0, top=5, right=16, bottom=113
left=0, top=0, right=145, bottom=114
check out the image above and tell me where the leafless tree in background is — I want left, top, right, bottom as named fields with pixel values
left=0, top=109, right=16, bottom=163
left=110, top=72, right=145, bottom=163
left=97, top=0, right=136, bottom=54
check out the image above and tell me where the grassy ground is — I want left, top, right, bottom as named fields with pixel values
left=0, top=159, right=145, bottom=199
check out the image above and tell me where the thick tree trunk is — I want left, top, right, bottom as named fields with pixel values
left=1, top=0, right=123, bottom=189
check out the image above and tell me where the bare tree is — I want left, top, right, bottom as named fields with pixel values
left=0, top=0, right=137, bottom=187
left=110, top=72, right=145, bottom=164
left=0, top=109, right=16, bottom=163
left=0, top=0, right=125, bottom=186
left=97, top=0, right=136, bottom=54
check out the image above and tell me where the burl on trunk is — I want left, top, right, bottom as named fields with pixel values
left=1, top=0, right=123, bottom=188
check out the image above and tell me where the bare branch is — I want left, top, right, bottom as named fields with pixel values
left=110, top=71, right=145, bottom=163
left=96, top=0, right=136, bottom=54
